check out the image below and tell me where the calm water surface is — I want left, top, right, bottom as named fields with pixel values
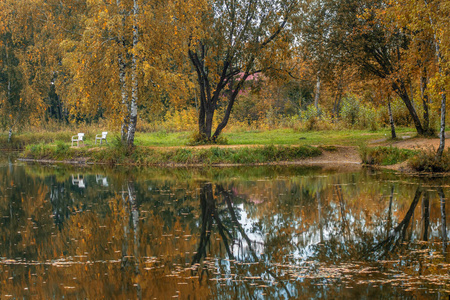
left=1, top=156, right=450, bottom=299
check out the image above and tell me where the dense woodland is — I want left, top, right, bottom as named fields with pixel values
left=0, top=0, right=449, bottom=150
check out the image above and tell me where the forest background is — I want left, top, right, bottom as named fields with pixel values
left=0, top=0, right=449, bottom=158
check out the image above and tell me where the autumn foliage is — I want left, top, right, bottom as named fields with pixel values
left=0, top=0, right=449, bottom=145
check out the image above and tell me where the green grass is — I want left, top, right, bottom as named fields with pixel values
left=1, top=126, right=416, bottom=149
left=132, top=127, right=414, bottom=147
left=22, top=144, right=322, bottom=166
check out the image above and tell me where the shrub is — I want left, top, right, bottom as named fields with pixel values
left=340, top=95, right=360, bottom=127
left=188, top=131, right=228, bottom=145
left=360, top=145, right=417, bottom=165
left=339, top=94, right=379, bottom=130
left=358, top=106, right=378, bottom=131
left=301, top=104, right=320, bottom=131
left=55, top=140, right=69, bottom=154
left=408, top=148, right=450, bottom=172
left=23, top=143, right=55, bottom=159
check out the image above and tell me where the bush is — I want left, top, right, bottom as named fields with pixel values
left=408, top=148, right=450, bottom=172
left=340, top=95, right=360, bottom=127
left=55, top=140, right=69, bottom=154
left=339, top=94, right=379, bottom=130
left=299, top=105, right=334, bottom=131
left=358, top=106, right=378, bottom=131
left=360, top=145, right=417, bottom=165
left=301, top=105, right=320, bottom=131
left=23, top=143, right=55, bottom=159
left=188, top=131, right=228, bottom=145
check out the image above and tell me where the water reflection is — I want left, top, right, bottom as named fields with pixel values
left=0, top=163, right=450, bottom=298
left=72, top=174, right=85, bottom=188
left=96, top=174, right=108, bottom=186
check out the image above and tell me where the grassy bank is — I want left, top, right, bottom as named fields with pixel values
left=408, top=149, right=450, bottom=172
left=5, top=126, right=423, bottom=166
left=1, top=127, right=415, bottom=149
left=135, top=127, right=414, bottom=147
left=359, top=146, right=418, bottom=166
left=359, top=145, right=450, bottom=174
left=21, top=143, right=322, bottom=166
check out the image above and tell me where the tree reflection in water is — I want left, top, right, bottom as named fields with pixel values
left=1, top=164, right=450, bottom=298
left=440, top=187, right=447, bottom=253
left=370, top=186, right=449, bottom=259
left=121, top=179, right=142, bottom=299
left=192, top=183, right=292, bottom=298
left=370, top=187, right=423, bottom=258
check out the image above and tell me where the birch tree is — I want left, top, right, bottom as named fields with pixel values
left=0, top=0, right=60, bottom=141
left=382, top=0, right=449, bottom=159
left=59, top=0, right=196, bottom=147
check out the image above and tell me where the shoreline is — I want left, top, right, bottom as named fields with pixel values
left=17, top=145, right=363, bottom=169
left=11, top=135, right=450, bottom=175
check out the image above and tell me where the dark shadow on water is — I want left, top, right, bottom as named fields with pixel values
left=370, top=187, right=423, bottom=259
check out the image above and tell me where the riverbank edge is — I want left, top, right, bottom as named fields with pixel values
left=18, top=144, right=329, bottom=167
left=11, top=136, right=450, bottom=175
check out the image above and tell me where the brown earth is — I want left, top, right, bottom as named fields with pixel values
left=115, top=136, right=449, bottom=168
left=377, top=137, right=448, bottom=151
left=293, top=136, right=448, bottom=170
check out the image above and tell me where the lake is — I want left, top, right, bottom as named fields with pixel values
left=0, top=155, right=449, bottom=299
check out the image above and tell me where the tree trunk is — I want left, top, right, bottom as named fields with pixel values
left=314, top=75, right=321, bottom=110
left=7, top=128, right=12, bottom=143
left=119, top=53, right=129, bottom=143
left=392, top=80, right=424, bottom=135
left=387, top=95, right=396, bottom=139
left=212, top=73, right=250, bottom=140
left=6, top=42, right=12, bottom=144
left=435, top=40, right=446, bottom=161
left=333, top=84, right=343, bottom=120
left=425, top=0, right=446, bottom=159
left=420, top=68, right=430, bottom=134
left=126, top=0, right=139, bottom=147
left=205, top=109, right=214, bottom=138
left=117, top=0, right=129, bottom=143
left=437, top=91, right=446, bottom=160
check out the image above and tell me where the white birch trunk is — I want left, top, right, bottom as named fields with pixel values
left=127, top=0, right=139, bottom=147
left=119, top=54, right=129, bottom=143
left=433, top=26, right=446, bottom=160
left=6, top=41, right=13, bottom=143
left=424, top=0, right=446, bottom=160
left=117, top=0, right=130, bottom=143
left=314, top=75, right=320, bottom=111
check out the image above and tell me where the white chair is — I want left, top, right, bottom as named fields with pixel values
left=95, top=131, right=108, bottom=145
left=71, top=133, right=85, bottom=147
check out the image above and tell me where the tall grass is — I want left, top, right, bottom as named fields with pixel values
left=23, top=144, right=322, bottom=166
left=408, top=148, right=450, bottom=172
left=359, top=145, right=417, bottom=166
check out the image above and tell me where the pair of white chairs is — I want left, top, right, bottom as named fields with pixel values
left=71, top=132, right=108, bottom=147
